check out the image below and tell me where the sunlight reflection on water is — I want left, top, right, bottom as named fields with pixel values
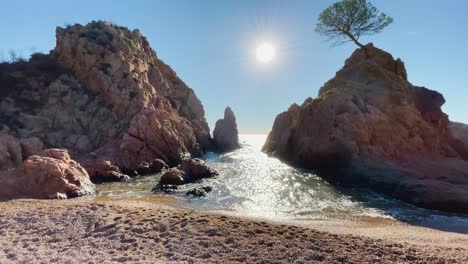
left=96, top=134, right=468, bottom=227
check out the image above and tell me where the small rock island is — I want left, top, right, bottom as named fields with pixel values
left=213, top=107, right=240, bottom=152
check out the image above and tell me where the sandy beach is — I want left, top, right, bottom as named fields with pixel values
left=0, top=198, right=467, bottom=263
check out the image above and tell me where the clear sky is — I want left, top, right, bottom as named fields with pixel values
left=1, top=0, right=467, bottom=133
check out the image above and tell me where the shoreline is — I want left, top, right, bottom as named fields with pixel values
left=95, top=193, right=468, bottom=249
left=196, top=205, right=468, bottom=250
left=1, top=198, right=467, bottom=263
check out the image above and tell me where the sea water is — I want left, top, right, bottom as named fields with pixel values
left=96, top=134, right=468, bottom=231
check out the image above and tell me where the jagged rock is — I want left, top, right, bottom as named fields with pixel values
left=0, top=21, right=211, bottom=177
left=81, top=159, right=130, bottom=182
left=213, top=107, right=239, bottom=151
left=0, top=149, right=95, bottom=199
left=186, top=186, right=213, bottom=197
left=263, top=43, right=468, bottom=213
left=53, top=21, right=211, bottom=168
left=178, top=158, right=218, bottom=182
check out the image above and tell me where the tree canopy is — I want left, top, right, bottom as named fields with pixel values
left=315, top=0, right=393, bottom=51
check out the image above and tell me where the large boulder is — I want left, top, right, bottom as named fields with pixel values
left=178, top=158, right=218, bottom=182
left=81, top=159, right=130, bottom=182
left=263, top=43, right=468, bottom=213
left=158, top=158, right=218, bottom=190
left=213, top=107, right=239, bottom=151
left=0, top=149, right=95, bottom=199
left=159, top=168, right=186, bottom=186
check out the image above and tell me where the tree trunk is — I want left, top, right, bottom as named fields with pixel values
left=346, top=33, right=369, bottom=58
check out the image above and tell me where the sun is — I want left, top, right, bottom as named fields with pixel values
left=256, top=42, right=275, bottom=63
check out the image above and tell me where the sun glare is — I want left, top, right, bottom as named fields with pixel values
left=256, top=42, right=275, bottom=63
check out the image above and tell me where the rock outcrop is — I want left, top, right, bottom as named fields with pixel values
left=213, top=107, right=239, bottom=151
left=263, top=43, right=468, bottom=213
left=81, top=159, right=131, bottom=182
left=0, top=149, right=95, bottom=199
left=52, top=21, right=210, bottom=168
left=0, top=21, right=212, bottom=192
left=450, top=122, right=468, bottom=147
left=158, top=158, right=218, bottom=189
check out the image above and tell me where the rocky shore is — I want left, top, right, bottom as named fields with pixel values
left=263, top=44, right=468, bottom=213
left=0, top=21, right=222, bottom=199
left=0, top=199, right=466, bottom=264
left=1, top=20, right=467, bottom=264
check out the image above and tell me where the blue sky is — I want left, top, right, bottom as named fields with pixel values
left=1, top=0, right=467, bottom=133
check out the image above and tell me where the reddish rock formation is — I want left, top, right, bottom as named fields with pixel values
left=158, top=158, right=218, bottom=189
left=450, top=122, right=468, bottom=147
left=263, top=43, right=468, bottom=213
left=53, top=21, right=211, bottom=168
left=0, top=149, right=94, bottom=199
left=81, top=160, right=130, bottom=182
left=0, top=21, right=212, bottom=190
left=178, top=158, right=219, bottom=182
left=213, top=107, right=239, bottom=152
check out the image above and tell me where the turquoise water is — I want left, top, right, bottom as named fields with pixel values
left=96, top=134, right=468, bottom=231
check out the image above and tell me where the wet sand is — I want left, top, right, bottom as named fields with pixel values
left=0, top=198, right=467, bottom=263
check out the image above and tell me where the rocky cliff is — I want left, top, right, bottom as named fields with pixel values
left=450, top=122, right=468, bottom=147
left=0, top=21, right=211, bottom=173
left=213, top=107, right=239, bottom=151
left=263, top=44, right=468, bottom=213
left=0, top=21, right=214, bottom=198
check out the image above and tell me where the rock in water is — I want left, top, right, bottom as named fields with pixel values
left=150, top=159, right=169, bottom=173
left=159, top=168, right=186, bottom=186
left=0, top=21, right=212, bottom=191
left=157, top=158, right=218, bottom=191
left=186, top=186, right=213, bottom=197
left=178, top=158, right=218, bottom=182
left=81, top=160, right=131, bottom=182
left=213, top=107, right=239, bottom=151
left=263, top=43, right=468, bottom=213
